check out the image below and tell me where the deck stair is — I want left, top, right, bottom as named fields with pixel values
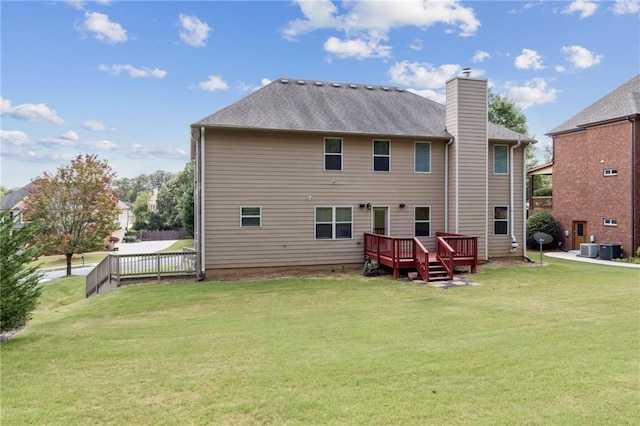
left=364, top=232, right=477, bottom=282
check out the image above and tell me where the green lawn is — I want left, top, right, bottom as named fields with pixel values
left=2, top=255, right=639, bottom=424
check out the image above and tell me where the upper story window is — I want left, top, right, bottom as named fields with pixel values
left=315, top=207, right=352, bottom=240
left=603, top=168, right=618, bottom=176
left=373, top=140, right=390, bottom=172
left=240, top=206, right=261, bottom=227
left=414, top=142, right=431, bottom=173
left=603, top=218, right=617, bottom=226
left=324, top=138, right=342, bottom=171
left=494, top=206, right=508, bottom=235
left=414, top=206, right=431, bottom=237
left=494, top=145, right=509, bottom=174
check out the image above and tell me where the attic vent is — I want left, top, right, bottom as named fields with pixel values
left=332, top=83, right=341, bottom=87
left=315, top=82, right=323, bottom=86
left=349, top=84, right=357, bottom=89
left=281, top=79, right=289, bottom=84
left=396, top=88, right=404, bottom=92
left=382, top=87, right=389, bottom=91
left=366, top=85, right=374, bottom=90
left=297, top=80, right=305, bottom=85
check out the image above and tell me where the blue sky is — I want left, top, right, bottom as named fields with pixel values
left=1, top=0, right=639, bottom=189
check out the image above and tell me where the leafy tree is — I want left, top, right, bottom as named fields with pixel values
left=23, top=154, right=120, bottom=276
left=132, top=192, right=152, bottom=230
left=182, top=185, right=195, bottom=237
left=526, top=212, right=560, bottom=249
left=157, top=162, right=193, bottom=230
left=0, top=211, right=43, bottom=333
left=114, top=170, right=174, bottom=203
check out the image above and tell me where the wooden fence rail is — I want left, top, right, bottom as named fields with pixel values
left=85, top=249, right=197, bottom=298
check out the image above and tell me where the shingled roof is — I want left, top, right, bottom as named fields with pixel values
left=547, top=74, right=640, bottom=136
left=192, top=78, right=534, bottom=142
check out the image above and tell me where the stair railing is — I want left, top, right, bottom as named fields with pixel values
left=436, top=237, right=455, bottom=279
left=413, top=238, right=430, bottom=281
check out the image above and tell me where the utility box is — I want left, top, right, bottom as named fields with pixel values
left=599, top=243, right=622, bottom=260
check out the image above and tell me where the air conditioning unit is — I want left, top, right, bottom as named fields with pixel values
left=580, top=243, right=599, bottom=258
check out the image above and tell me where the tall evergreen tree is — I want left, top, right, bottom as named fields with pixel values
left=0, top=211, right=43, bottom=333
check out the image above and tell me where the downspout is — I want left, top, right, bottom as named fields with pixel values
left=444, top=138, right=454, bottom=232
left=522, top=141, right=530, bottom=261
left=630, top=116, right=636, bottom=253
left=195, top=127, right=206, bottom=281
left=510, top=136, right=522, bottom=252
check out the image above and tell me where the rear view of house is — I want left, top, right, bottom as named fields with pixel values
left=546, top=74, right=640, bottom=257
left=190, top=75, right=534, bottom=279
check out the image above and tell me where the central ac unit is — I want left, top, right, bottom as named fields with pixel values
left=580, top=243, right=598, bottom=258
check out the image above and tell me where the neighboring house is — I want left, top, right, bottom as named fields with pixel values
left=0, top=183, right=34, bottom=228
left=111, top=200, right=135, bottom=241
left=190, top=75, right=535, bottom=279
left=527, top=162, right=553, bottom=217
left=545, top=74, right=640, bottom=255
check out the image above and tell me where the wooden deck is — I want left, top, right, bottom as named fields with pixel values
left=364, top=232, right=477, bottom=282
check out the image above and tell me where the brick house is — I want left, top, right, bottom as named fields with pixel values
left=545, top=74, right=640, bottom=256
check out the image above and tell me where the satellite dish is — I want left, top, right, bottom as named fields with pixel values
left=533, top=232, right=553, bottom=244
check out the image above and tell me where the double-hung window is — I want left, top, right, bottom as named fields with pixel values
left=494, top=206, right=508, bottom=235
left=324, top=138, right=342, bottom=171
left=240, top=206, right=261, bottom=227
left=414, top=206, right=431, bottom=237
left=315, top=207, right=352, bottom=239
left=494, top=145, right=509, bottom=174
left=414, top=142, right=431, bottom=173
left=373, top=140, right=390, bottom=172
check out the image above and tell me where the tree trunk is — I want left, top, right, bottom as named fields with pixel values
left=66, top=253, right=73, bottom=276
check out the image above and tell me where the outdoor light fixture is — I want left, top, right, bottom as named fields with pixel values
left=359, top=203, right=366, bottom=208
left=399, top=203, right=406, bottom=208
left=366, top=203, right=371, bottom=210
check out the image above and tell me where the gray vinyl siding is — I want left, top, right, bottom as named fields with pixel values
left=445, top=77, right=488, bottom=260
left=203, top=130, right=446, bottom=270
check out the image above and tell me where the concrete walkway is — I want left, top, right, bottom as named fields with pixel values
left=114, top=240, right=178, bottom=254
left=544, top=250, right=640, bottom=269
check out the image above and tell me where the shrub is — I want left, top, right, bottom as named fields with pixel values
left=526, top=212, right=560, bottom=248
left=533, top=186, right=552, bottom=196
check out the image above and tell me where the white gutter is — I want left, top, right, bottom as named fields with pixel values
left=196, top=127, right=206, bottom=280
left=510, top=136, right=522, bottom=252
left=522, top=140, right=528, bottom=259
left=444, top=138, right=454, bottom=232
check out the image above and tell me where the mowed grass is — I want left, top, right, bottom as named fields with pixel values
left=2, top=256, right=639, bottom=425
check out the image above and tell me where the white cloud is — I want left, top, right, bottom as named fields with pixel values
left=283, top=0, right=480, bottom=59
left=562, top=0, right=598, bottom=18
left=99, top=64, right=167, bottom=78
left=66, top=0, right=112, bottom=9
left=125, top=144, right=188, bottom=160
left=613, top=0, right=639, bottom=14
left=505, top=78, right=559, bottom=109
left=388, top=61, right=462, bottom=89
left=196, top=75, right=228, bottom=92
left=60, top=130, right=79, bottom=141
left=87, top=140, right=118, bottom=150
left=324, top=34, right=391, bottom=59
left=555, top=65, right=566, bottom=73
left=239, top=78, right=272, bottom=92
left=409, top=39, right=423, bottom=51
left=472, top=50, right=490, bottom=63
left=82, top=118, right=111, bottom=131
left=407, top=88, right=446, bottom=104
left=82, top=11, right=128, bottom=43
left=562, top=45, right=603, bottom=68
left=514, top=48, right=545, bottom=70
left=0, top=97, right=65, bottom=125
left=179, top=14, right=211, bottom=47
left=0, top=130, right=31, bottom=146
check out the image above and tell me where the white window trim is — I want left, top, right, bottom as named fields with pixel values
left=493, top=144, right=509, bottom=175
left=603, top=218, right=617, bottom=226
left=493, top=205, right=509, bottom=235
left=603, top=168, right=618, bottom=176
left=240, top=206, right=262, bottom=228
left=314, top=206, right=353, bottom=240
left=414, top=141, right=431, bottom=174
left=414, top=206, right=431, bottom=237
left=324, top=137, right=343, bottom=172
left=372, top=139, right=391, bottom=172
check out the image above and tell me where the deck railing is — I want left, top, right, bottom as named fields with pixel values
left=85, top=250, right=198, bottom=298
left=365, top=232, right=477, bottom=280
